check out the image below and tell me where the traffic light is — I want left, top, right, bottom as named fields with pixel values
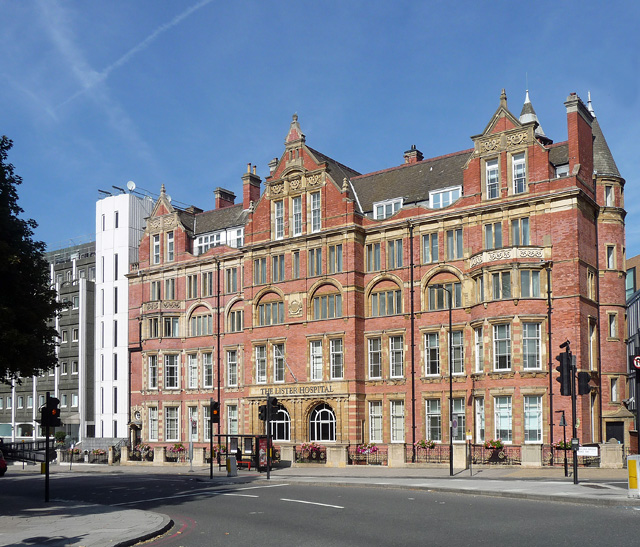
left=577, top=371, right=592, bottom=395
left=268, top=396, right=278, bottom=418
left=555, top=352, right=571, bottom=396
left=211, top=400, right=220, bottom=424
left=258, top=404, right=267, bottom=421
left=41, top=397, right=62, bottom=427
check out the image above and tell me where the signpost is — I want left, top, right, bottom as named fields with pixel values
left=634, top=356, right=640, bottom=445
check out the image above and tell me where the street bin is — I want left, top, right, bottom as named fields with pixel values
left=41, top=462, right=46, bottom=474
left=627, top=454, right=639, bottom=498
left=226, top=456, right=237, bottom=477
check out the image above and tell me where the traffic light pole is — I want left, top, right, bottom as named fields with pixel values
left=266, top=395, right=272, bottom=480
left=570, top=352, right=579, bottom=485
left=45, top=392, right=51, bottom=503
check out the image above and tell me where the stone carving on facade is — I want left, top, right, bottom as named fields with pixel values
left=506, top=132, right=528, bottom=147
left=163, top=300, right=181, bottom=309
left=289, top=298, right=302, bottom=317
left=269, top=182, right=284, bottom=196
left=144, top=302, right=160, bottom=311
left=482, top=139, right=499, bottom=152
left=289, top=177, right=301, bottom=191
left=518, top=247, right=544, bottom=259
left=470, top=247, right=544, bottom=268
left=306, top=173, right=322, bottom=186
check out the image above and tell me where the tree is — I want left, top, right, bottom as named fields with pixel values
left=0, top=136, right=62, bottom=384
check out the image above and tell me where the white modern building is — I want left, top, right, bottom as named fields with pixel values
left=95, top=191, right=153, bottom=439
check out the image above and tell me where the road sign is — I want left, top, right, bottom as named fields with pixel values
left=633, top=356, right=640, bottom=370
left=577, top=446, right=598, bottom=457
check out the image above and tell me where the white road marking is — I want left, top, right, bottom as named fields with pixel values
left=222, top=493, right=259, bottom=498
left=281, top=498, right=343, bottom=509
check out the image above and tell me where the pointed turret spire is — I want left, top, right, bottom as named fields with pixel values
left=588, top=93, right=621, bottom=177
left=500, top=88, right=508, bottom=109
left=519, top=90, right=549, bottom=141
left=285, top=113, right=305, bottom=145
left=587, top=91, right=595, bottom=116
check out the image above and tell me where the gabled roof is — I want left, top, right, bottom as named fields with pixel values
left=306, top=146, right=361, bottom=186
left=192, top=204, right=248, bottom=236
left=350, top=149, right=472, bottom=213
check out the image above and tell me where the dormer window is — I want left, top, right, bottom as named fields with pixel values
left=430, top=187, right=461, bottom=209
left=196, top=232, right=221, bottom=255
left=555, top=163, right=570, bottom=178
left=374, top=198, right=403, bottom=219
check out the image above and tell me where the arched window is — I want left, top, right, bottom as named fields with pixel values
left=311, top=285, right=343, bottom=320
left=257, top=293, right=284, bottom=326
left=270, top=406, right=291, bottom=441
left=189, top=306, right=213, bottom=336
left=369, top=281, right=402, bottom=317
left=227, top=303, right=243, bottom=333
left=427, top=279, right=461, bottom=310
left=309, top=403, right=336, bottom=442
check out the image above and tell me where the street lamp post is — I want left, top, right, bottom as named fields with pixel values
left=436, top=284, right=454, bottom=477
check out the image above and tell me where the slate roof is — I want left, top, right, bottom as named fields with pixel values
left=548, top=143, right=569, bottom=166
left=306, top=146, right=361, bottom=185
left=191, top=204, right=248, bottom=236
left=592, top=117, right=620, bottom=177
left=350, top=149, right=473, bottom=213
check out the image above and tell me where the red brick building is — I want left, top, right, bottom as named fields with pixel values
left=128, top=90, right=630, bottom=458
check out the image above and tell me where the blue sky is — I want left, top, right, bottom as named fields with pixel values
left=2, top=1, right=639, bottom=255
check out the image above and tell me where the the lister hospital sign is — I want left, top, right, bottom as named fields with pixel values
left=251, top=381, right=346, bottom=398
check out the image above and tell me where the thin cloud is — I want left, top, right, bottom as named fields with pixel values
left=58, top=0, right=214, bottom=107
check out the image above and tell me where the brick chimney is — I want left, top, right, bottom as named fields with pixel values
left=242, top=163, right=261, bottom=209
left=214, top=188, right=236, bottom=209
left=564, top=93, right=594, bottom=182
left=404, top=145, right=424, bottom=164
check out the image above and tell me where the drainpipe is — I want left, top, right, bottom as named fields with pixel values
left=409, top=223, right=416, bottom=462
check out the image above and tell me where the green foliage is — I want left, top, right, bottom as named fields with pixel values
left=0, top=136, right=62, bottom=384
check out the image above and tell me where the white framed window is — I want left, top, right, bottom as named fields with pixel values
left=71, top=360, right=78, bottom=374
left=522, top=323, right=541, bottom=370
left=511, top=218, right=530, bottom=246
left=255, top=346, right=267, bottom=384
left=608, top=313, right=617, bottom=338
left=292, top=196, right=302, bottom=236
left=524, top=395, right=542, bottom=443
left=430, top=186, right=461, bottom=209
left=309, top=403, right=336, bottom=442
left=426, top=399, right=441, bottom=441
left=388, top=239, right=403, bottom=269
left=6, top=396, right=12, bottom=409
left=474, top=327, right=484, bottom=373
left=611, top=377, right=619, bottom=402
left=195, top=232, right=222, bottom=255
left=203, top=406, right=211, bottom=442
left=188, top=354, right=198, bottom=389
left=606, top=245, right=615, bottom=269
left=369, top=401, right=383, bottom=443
left=152, top=235, right=160, bottom=264
left=310, top=192, right=321, bottom=232
left=330, top=338, right=344, bottom=380
left=228, top=227, right=244, bottom=248
left=555, top=163, right=569, bottom=177
left=520, top=270, right=540, bottom=298
left=61, top=330, right=68, bottom=343
left=0, top=397, right=3, bottom=410
left=18, top=395, right=24, bottom=409
left=512, top=152, right=526, bottom=194
left=166, top=231, right=174, bottom=261
left=368, top=338, right=382, bottom=379
left=188, top=406, right=198, bottom=442
left=165, top=407, right=179, bottom=442
left=446, top=228, right=463, bottom=260
left=270, top=406, right=291, bottom=441
left=71, top=394, right=78, bottom=407
left=390, top=336, right=404, bottom=378
left=422, top=233, right=439, bottom=264
left=72, top=296, right=79, bottom=309
left=164, top=354, right=179, bottom=389
left=424, top=332, right=440, bottom=376
left=493, top=323, right=511, bottom=371
left=485, top=222, right=503, bottom=249
left=486, top=158, right=499, bottom=199
left=203, top=353, right=213, bottom=388
left=61, top=361, right=68, bottom=375
left=605, top=185, right=614, bottom=207
left=227, top=350, right=238, bottom=387
left=475, top=397, right=485, bottom=442
left=451, top=331, right=464, bottom=375
left=149, top=407, right=158, bottom=441
left=390, top=400, right=405, bottom=443
left=274, top=343, right=285, bottom=383
left=374, top=198, right=403, bottom=219
left=494, top=396, right=512, bottom=442
left=274, top=200, right=284, bottom=239
left=148, top=355, right=158, bottom=389
left=310, top=340, right=323, bottom=381
left=453, top=398, right=466, bottom=441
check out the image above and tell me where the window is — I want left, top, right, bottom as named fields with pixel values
left=72, top=296, right=79, bottom=309
left=18, top=396, right=24, bottom=409
left=374, top=198, right=402, bottom=219
left=148, top=355, right=158, bottom=389
left=390, top=400, right=405, bottom=443
left=371, top=288, right=402, bottom=317
left=253, top=258, right=267, bottom=285
left=313, top=293, right=342, bottom=320
left=185, top=275, right=196, bottom=299
left=588, top=269, right=597, bottom=300
left=191, top=312, right=213, bottom=336
left=368, top=338, right=382, bottom=379
left=195, top=232, right=221, bottom=255
left=151, top=281, right=161, bottom=301
left=61, top=361, right=68, bottom=375
left=292, top=251, right=300, bottom=279
left=165, top=278, right=175, bottom=300
left=292, top=196, right=302, bottom=236
left=272, top=255, right=285, bottom=283
left=512, top=153, right=526, bottom=194
left=330, top=339, right=343, bottom=379
left=486, top=159, right=499, bottom=199
left=274, top=200, right=284, bottom=239
left=256, top=346, right=267, bottom=384
left=611, top=377, right=619, bottom=402
left=71, top=360, right=78, bottom=374
left=430, top=186, right=461, bottom=209
left=475, top=398, right=485, bottom=442
left=520, top=270, right=540, bottom=298
left=270, top=406, right=291, bottom=441
left=310, top=192, right=321, bottom=232
left=0, top=397, right=3, bottom=410
left=493, top=324, right=511, bottom=370
left=425, top=333, right=440, bottom=376
left=309, top=403, right=335, bottom=442
left=148, top=317, right=159, bottom=338
left=426, top=399, right=441, bottom=441
left=589, top=320, right=597, bottom=371
left=606, top=245, right=615, bottom=269
left=164, top=317, right=179, bottom=337
left=152, top=235, right=160, bottom=264
left=166, top=231, right=174, bottom=261
left=428, top=282, right=462, bottom=310
left=188, top=406, right=198, bottom=442
left=475, top=275, right=484, bottom=303
left=366, top=243, right=381, bottom=272
left=148, top=407, right=158, bottom=441
left=422, top=233, right=439, bottom=264
left=70, top=393, right=77, bottom=408
left=511, top=218, right=530, bottom=246
left=451, top=331, right=464, bottom=374
left=388, top=239, right=403, bottom=269
left=188, top=354, right=198, bottom=389
left=474, top=327, right=484, bottom=373
left=257, top=300, right=284, bottom=326
left=492, top=271, right=511, bottom=300
left=227, top=350, right=238, bottom=387
left=203, top=353, right=213, bottom=388
left=203, top=406, right=211, bottom=442
left=101, top=214, right=106, bottom=231
left=310, top=340, right=323, bottom=381
left=485, top=222, right=503, bottom=249
left=605, top=185, right=614, bottom=207
left=114, top=210, right=119, bottom=228
left=390, top=336, right=404, bottom=378
left=227, top=405, right=238, bottom=435
left=494, top=396, right=512, bottom=442
left=328, top=244, right=343, bottom=274
left=308, top=248, right=322, bottom=276
left=228, top=309, right=243, bottom=333
left=228, top=228, right=244, bottom=248
left=113, top=288, right=118, bottom=313
left=446, top=229, right=463, bottom=260
left=202, top=271, right=213, bottom=297
left=524, top=395, right=542, bottom=443
left=165, top=407, right=179, bottom=442
left=522, top=323, right=541, bottom=370
left=6, top=396, right=12, bottom=409
left=61, top=330, right=68, bottom=343
left=555, top=163, right=569, bottom=177
left=165, top=354, right=179, bottom=389
left=226, top=267, right=239, bottom=293
left=453, top=398, right=466, bottom=441
left=72, top=328, right=78, bottom=342
left=274, top=344, right=285, bottom=383
left=369, top=401, right=383, bottom=443
left=113, top=320, right=118, bottom=346
left=608, top=313, right=617, bottom=339
left=113, top=354, right=118, bottom=380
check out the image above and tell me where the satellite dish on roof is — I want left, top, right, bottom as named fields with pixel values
left=126, top=181, right=136, bottom=192
left=167, top=195, right=172, bottom=203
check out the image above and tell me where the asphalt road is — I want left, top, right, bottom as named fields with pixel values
left=4, top=472, right=640, bottom=546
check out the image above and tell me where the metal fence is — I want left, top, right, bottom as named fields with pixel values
left=471, top=445, right=522, bottom=465
left=541, top=445, right=600, bottom=467
left=348, top=445, right=388, bottom=465
left=294, top=446, right=327, bottom=463
left=406, top=444, right=451, bottom=464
